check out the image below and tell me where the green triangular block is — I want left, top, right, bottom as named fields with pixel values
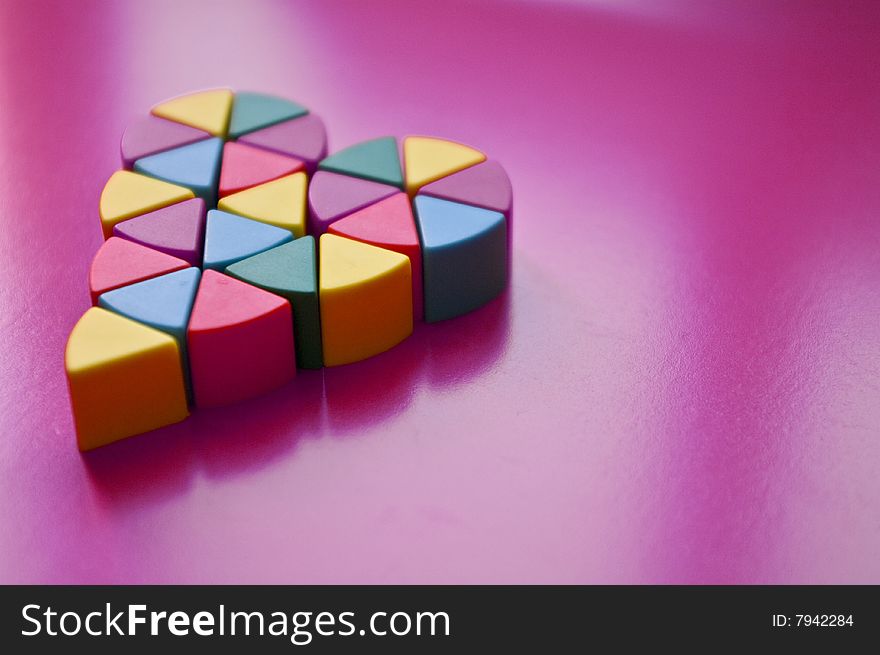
left=228, top=92, right=309, bottom=138
left=225, top=236, right=322, bottom=369
left=318, top=136, right=403, bottom=188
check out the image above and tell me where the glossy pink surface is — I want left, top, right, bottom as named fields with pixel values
left=1, top=0, right=879, bottom=584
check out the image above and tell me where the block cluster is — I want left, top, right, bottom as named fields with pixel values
left=66, top=89, right=512, bottom=450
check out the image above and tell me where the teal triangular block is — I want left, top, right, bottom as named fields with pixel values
left=228, top=92, right=309, bottom=138
left=225, top=237, right=322, bottom=369
left=225, top=236, right=316, bottom=295
left=203, top=210, right=293, bottom=271
left=318, top=136, right=403, bottom=188
left=134, top=137, right=223, bottom=205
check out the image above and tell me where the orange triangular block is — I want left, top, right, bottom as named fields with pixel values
left=328, top=193, right=423, bottom=319
left=65, top=307, right=188, bottom=450
left=319, top=234, right=413, bottom=366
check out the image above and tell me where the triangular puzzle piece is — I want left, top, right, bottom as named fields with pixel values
left=98, top=267, right=201, bottom=345
left=187, top=270, right=296, bottom=407
left=112, top=198, right=206, bottom=266
left=226, top=237, right=322, bottom=369
left=120, top=114, right=211, bottom=169
left=217, top=172, right=307, bottom=237
left=65, top=307, right=189, bottom=450
left=99, top=171, right=194, bottom=238
left=318, top=136, right=403, bottom=188
left=238, top=114, right=328, bottom=173
left=319, top=234, right=412, bottom=366
left=227, top=91, right=309, bottom=138
left=98, top=267, right=201, bottom=397
left=134, top=138, right=223, bottom=205
left=218, top=142, right=304, bottom=198
left=419, top=159, right=512, bottom=215
left=151, top=88, right=233, bottom=137
left=414, top=195, right=507, bottom=322
left=403, top=136, right=486, bottom=195
left=328, top=193, right=423, bottom=320
left=307, top=170, right=399, bottom=235
left=203, top=209, right=293, bottom=270
left=89, top=237, right=190, bottom=304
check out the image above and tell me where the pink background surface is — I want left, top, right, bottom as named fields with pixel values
left=1, top=0, right=879, bottom=584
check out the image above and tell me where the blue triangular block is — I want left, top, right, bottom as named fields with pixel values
left=414, top=196, right=508, bottom=323
left=414, top=195, right=505, bottom=249
left=97, top=267, right=201, bottom=342
left=228, top=92, right=309, bottom=138
left=318, top=137, right=403, bottom=188
left=134, top=137, right=223, bottom=205
left=98, top=267, right=201, bottom=399
left=203, top=210, right=294, bottom=270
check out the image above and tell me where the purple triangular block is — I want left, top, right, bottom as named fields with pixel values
left=307, top=170, right=399, bottom=235
left=112, top=198, right=207, bottom=266
left=238, top=114, right=328, bottom=173
left=120, top=115, right=211, bottom=169
left=419, top=160, right=512, bottom=215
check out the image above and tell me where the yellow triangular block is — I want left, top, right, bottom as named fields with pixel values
left=99, top=171, right=194, bottom=238
left=217, top=172, right=307, bottom=237
left=65, top=308, right=188, bottom=450
left=320, top=233, right=409, bottom=290
left=403, top=136, right=486, bottom=195
left=319, top=234, right=412, bottom=366
left=152, top=88, right=234, bottom=137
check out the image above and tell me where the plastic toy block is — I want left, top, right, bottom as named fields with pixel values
left=319, top=234, right=412, bottom=366
left=98, top=268, right=201, bottom=396
left=328, top=193, right=424, bottom=321
left=218, top=142, right=305, bottom=198
left=414, top=195, right=507, bottom=322
left=226, top=237, right=322, bottom=369
left=403, top=136, right=486, bottom=195
left=187, top=270, right=296, bottom=407
left=217, top=172, right=307, bottom=238
left=112, top=198, right=206, bottom=266
left=419, top=159, right=512, bottom=219
left=238, top=114, right=328, bottom=173
left=307, top=170, right=399, bottom=235
left=89, top=237, right=190, bottom=304
left=318, top=136, right=403, bottom=188
left=65, top=307, right=189, bottom=450
left=151, top=88, right=233, bottom=137
left=99, top=171, right=194, bottom=238
left=227, top=91, right=309, bottom=139
left=202, top=210, right=293, bottom=271
left=134, top=137, right=223, bottom=206
left=120, top=114, right=210, bottom=169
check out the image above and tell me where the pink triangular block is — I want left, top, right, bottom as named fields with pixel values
left=328, top=193, right=423, bottom=320
left=120, top=115, right=211, bottom=169
left=238, top=114, right=328, bottom=173
left=307, top=170, right=400, bottom=235
left=89, top=237, right=190, bottom=304
left=218, top=142, right=305, bottom=198
left=112, top=198, right=206, bottom=266
left=419, top=159, right=512, bottom=215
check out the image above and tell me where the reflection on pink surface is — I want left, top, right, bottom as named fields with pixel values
left=1, top=0, right=879, bottom=583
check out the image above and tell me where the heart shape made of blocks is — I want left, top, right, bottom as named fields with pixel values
left=65, top=89, right=512, bottom=451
